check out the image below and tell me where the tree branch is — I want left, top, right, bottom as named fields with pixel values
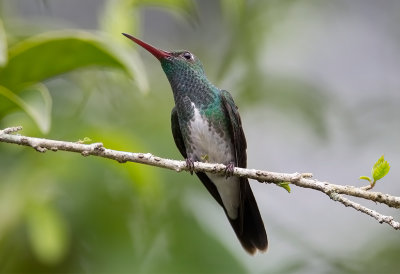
left=1, top=126, right=399, bottom=230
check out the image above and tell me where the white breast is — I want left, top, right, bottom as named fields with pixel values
left=188, top=104, right=240, bottom=219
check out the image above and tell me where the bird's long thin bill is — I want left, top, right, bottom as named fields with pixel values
left=122, top=33, right=171, bottom=60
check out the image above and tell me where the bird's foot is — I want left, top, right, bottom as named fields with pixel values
left=186, top=158, right=195, bottom=175
left=225, top=162, right=235, bottom=178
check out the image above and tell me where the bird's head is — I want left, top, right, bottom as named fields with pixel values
left=122, top=33, right=205, bottom=80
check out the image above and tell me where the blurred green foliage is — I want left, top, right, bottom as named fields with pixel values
left=0, top=0, right=398, bottom=273
left=0, top=0, right=247, bottom=272
left=0, top=29, right=145, bottom=133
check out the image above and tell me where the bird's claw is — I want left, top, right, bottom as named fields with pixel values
left=225, top=162, right=235, bottom=178
left=186, top=158, right=195, bottom=175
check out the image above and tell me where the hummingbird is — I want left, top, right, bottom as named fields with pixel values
left=123, top=33, right=268, bottom=254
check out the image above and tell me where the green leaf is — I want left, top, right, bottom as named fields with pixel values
left=0, top=19, right=7, bottom=67
left=0, top=84, right=52, bottom=133
left=0, top=30, right=139, bottom=90
left=372, top=155, right=385, bottom=170
left=278, top=182, right=291, bottom=193
left=77, top=137, right=92, bottom=144
left=201, top=154, right=209, bottom=162
left=372, top=155, right=390, bottom=182
left=359, top=176, right=371, bottom=182
left=27, top=204, right=69, bottom=265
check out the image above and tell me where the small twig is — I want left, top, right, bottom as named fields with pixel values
left=329, top=192, right=400, bottom=230
left=291, top=178, right=400, bottom=209
left=0, top=126, right=22, bottom=134
left=0, top=126, right=399, bottom=231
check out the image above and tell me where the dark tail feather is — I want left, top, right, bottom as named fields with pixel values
left=195, top=172, right=268, bottom=254
left=228, top=179, right=268, bottom=254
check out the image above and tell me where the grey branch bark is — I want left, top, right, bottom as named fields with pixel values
left=1, top=126, right=399, bottom=230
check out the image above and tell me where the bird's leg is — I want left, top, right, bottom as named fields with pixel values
left=225, top=161, right=235, bottom=178
left=186, top=158, right=195, bottom=175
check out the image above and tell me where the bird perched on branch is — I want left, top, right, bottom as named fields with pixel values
left=123, top=33, right=268, bottom=254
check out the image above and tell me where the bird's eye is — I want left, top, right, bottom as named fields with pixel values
left=182, top=52, right=193, bottom=60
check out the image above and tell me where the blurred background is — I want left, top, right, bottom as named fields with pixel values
left=0, top=0, right=399, bottom=273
